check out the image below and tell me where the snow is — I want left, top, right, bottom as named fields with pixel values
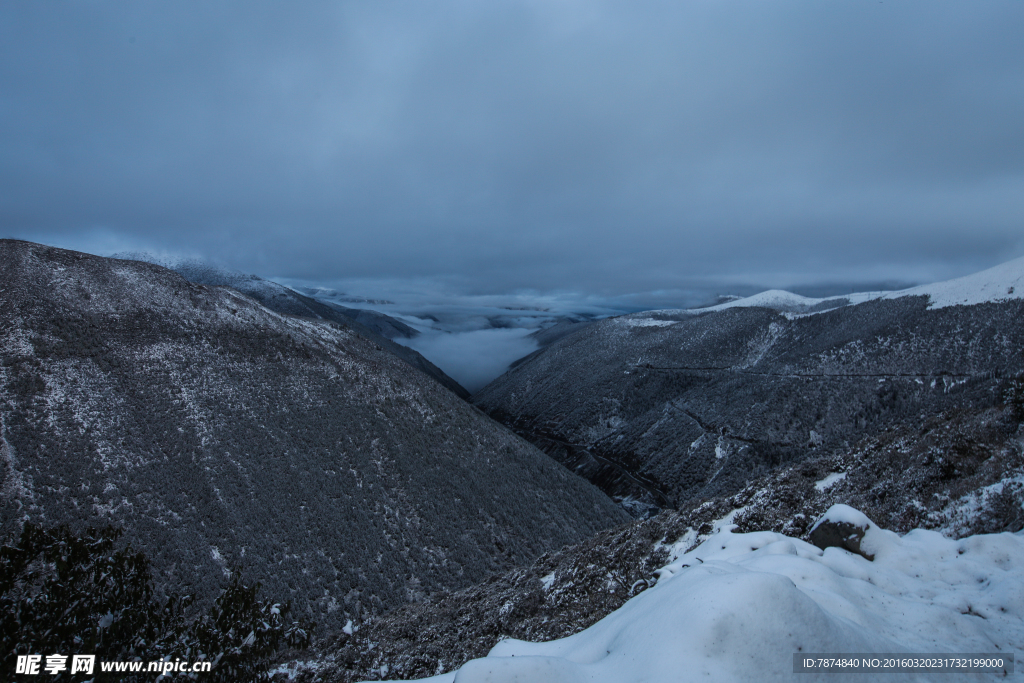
left=800, top=259, right=1024, bottom=312
left=937, top=474, right=1024, bottom=537
left=682, top=255, right=1024, bottom=316
left=879, top=255, right=1024, bottom=309
left=809, top=503, right=874, bottom=532
left=706, top=289, right=827, bottom=313
left=374, top=507, right=1023, bottom=682
left=813, top=471, right=847, bottom=492
left=709, top=505, right=747, bottom=533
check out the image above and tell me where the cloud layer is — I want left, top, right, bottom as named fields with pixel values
left=397, top=328, right=539, bottom=395
left=3, top=1, right=1022, bottom=303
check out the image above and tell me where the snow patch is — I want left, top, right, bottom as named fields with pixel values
left=814, top=471, right=847, bottom=492
left=710, top=506, right=746, bottom=532
left=937, top=474, right=1024, bottom=537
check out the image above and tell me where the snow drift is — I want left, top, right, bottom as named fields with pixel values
left=378, top=506, right=1022, bottom=682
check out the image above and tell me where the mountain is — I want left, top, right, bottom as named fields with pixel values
left=474, top=258, right=1024, bottom=516
left=294, top=259, right=1024, bottom=680
left=303, top=380, right=1023, bottom=681
left=166, top=262, right=419, bottom=341
left=340, top=507, right=1024, bottom=683
left=114, top=255, right=470, bottom=399
left=0, top=240, right=629, bottom=631
left=527, top=317, right=596, bottom=349
left=301, top=410, right=1024, bottom=681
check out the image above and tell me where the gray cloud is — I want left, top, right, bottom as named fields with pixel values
left=2, top=1, right=1022, bottom=304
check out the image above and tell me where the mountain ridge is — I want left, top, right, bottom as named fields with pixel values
left=0, top=240, right=629, bottom=631
left=672, top=255, right=1024, bottom=316
left=474, top=256, right=1024, bottom=515
left=111, top=253, right=471, bottom=399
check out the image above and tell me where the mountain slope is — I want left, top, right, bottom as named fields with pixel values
left=117, top=256, right=470, bottom=399
left=165, top=260, right=418, bottom=339
left=701, top=255, right=1024, bottom=314
left=301, top=397, right=1024, bottom=681
left=0, top=240, right=628, bottom=630
left=474, top=258, right=1024, bottom=514
left=357, top=507, right=1024, bottom=683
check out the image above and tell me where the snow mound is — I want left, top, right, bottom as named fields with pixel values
left=809, top=502, right=874, bottom=531
left=379, top=509, right=1024, bottom=682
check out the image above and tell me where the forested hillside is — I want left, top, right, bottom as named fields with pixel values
left=475, top=268, right=1024, bottom=516
left=0, top=240, right=628, bottom=632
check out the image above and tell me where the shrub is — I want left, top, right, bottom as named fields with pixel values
left=1, top=523, right=312, bottom=682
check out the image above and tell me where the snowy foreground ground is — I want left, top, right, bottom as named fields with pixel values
left=372, top=506, right=1022, bottom=682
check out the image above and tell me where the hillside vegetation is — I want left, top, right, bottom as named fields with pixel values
left=0, top=240, right=628, bottom=633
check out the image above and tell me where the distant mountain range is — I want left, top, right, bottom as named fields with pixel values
left=475, top=257, right=1024, bottom=517
left=0, top=240, right=628, bottom=631
left=299, top=258, right=1024, bottom=681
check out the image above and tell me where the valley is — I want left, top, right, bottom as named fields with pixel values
left=2, top=241, right=1022, bottom=682
left=6, top=5, right=1022, bottom=680
left=0, top=240, right=628, bottom=636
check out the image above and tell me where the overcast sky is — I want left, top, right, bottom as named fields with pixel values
left=3, top=1, right=1022, bottom=308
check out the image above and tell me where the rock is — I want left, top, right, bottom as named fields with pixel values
left=808, top=504, right=875, bottom=560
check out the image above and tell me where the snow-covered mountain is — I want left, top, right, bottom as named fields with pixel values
left=365, top=505, right=1022, bottom=682
left=301, top=497, right=1023, bottom=682
left=696, top=255, right=1024, bottom=315
left=474, top=256, right=1024, bottom=518
left=0, top=240, right=628, bottom=632
left=296, top=258, right=1023, bottom=683
left=113, top=254, right=470, bottom=398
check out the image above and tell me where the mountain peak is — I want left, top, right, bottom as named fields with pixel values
left=687, top=255, right=1024, bottom=316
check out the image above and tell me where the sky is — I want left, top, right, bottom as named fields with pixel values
left=3, top=0, right=1023, bottom=311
